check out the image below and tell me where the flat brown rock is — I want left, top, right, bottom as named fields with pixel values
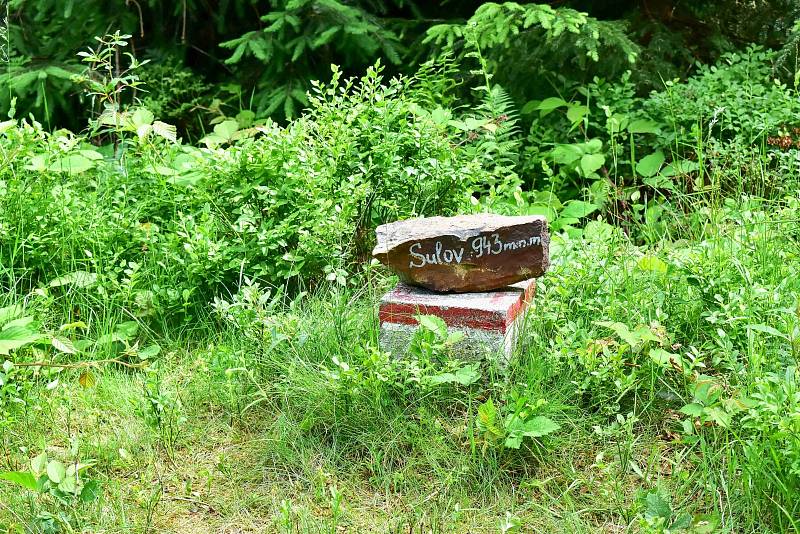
left=372, top=214, right=549, bottom=292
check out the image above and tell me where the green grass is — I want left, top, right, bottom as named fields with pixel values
left=1, top=192, right=798, bottom=532
left=2, top=55, right=800, bottom=531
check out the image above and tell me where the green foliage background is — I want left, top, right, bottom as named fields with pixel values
left=4, top=0, right=800, bottom=132
left=1, top=2, right=800, bottom=532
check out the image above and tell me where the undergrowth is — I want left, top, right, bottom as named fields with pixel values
left=0, top=43, right=799, bottom=533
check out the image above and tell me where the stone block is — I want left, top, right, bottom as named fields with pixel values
left=378, top=278, right=536, bottom=362
left=372, top=214, right=549, bottom=292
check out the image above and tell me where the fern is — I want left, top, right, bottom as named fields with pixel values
left=470, top=84, right=522, bottom=173
left=409, top=53, right=461, bottom=110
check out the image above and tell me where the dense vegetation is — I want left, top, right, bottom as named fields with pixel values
left=1, top=1, right=799, bottom=532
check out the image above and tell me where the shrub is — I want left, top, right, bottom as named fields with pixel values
left=0, top=65, right=487, bottom=320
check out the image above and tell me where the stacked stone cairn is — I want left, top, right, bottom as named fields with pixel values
left=373, top=214, right=550, bottom=361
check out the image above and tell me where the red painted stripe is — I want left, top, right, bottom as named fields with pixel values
left=379, top=303, right=508, bottom=332
left=379, top=280, right=536, bottom=334
left=505, top=281, right=536, bottom=328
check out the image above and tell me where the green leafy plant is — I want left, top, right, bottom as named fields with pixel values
left=72, top=31, right=149, bottom=138
left=0, top=449, right=99, bottom=532
left=679, top=374, right=744, bottom=434
left=408, top=315, right=465, bottom=362
left=136, top=370, right=186, bottom=459
left=475, top=394, right=560, bottom=451
left=221, top=0, right=402, bottom=120
left=636, top=489, right=717, bottom=533
left=740, top=366, right=800, bottom=478
left=0, top=303, right=44, bottom=356
left=95, top=319, right=160, bottom=363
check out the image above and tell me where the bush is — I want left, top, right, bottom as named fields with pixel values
left=644, top=46, right=800, bottom=149
left=0, top=65, right=487, bottom=321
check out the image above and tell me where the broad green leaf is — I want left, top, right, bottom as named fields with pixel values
left=671, top=513, right=694, bottom=530
left=235, top=110, right=256, bottom=128
left=637, top=255, right=668, bottom=273
left=559, top=200, right=598, bottom=220
left=627, top=119, right=660, bottom=134
left=115, top=321, right=139, bottom=340
left=59, top=473, right=78, bottom=494
left=636, top=150, right=665, bottom=177
left=519, top=416, right=560, bottom=437
left=464, top=117, right=489, bottom=130
left=661, top=160, right=699, bottom=177
left=453, top=364, right=480, bottom=385
left=552, top=144, right=583, bottom=165
left=430, top=107, right=451, bottom=126
left=705, top=406, right=731, bottom=427
left=48, top=271, right=97, bottom=288
left=566, top=104, right=588, bottom=123
left=136, top=124, right=153, bottom=139
left=3, top=316, right=33, bottom=329
left=680, top=402, right=704, bottom=417
left=536, top=97, right=568, bottom=116
left=0, top=326, right=43, bottom=355
left=48, top=154, right=95, bottom=175
left=52, top=336, right=77, bottom=354
left=31, top=452, right=48, bottom=475
left=0, top=305, right=22, bottom=324
left=416, top=315, right=447, bottom=337
left=644, top=491, right=672, bottom=521
left=98, top=108, right=124, bottom=127
left=167, top=173, right=204, bottom=187
left=152, top=121, right=177, bottom=142
left=521, top=99, right=540, bottom=114
left=80, top=479, right=101, bottom=503
left=579, top=153, right=605, bottom=175
left=25, top=154, right=48, bottom=172
left=585, top=138, right=603, bottom=152
left=137, top=344, right=161, bottom=360
left=78, top=150, right=103, bottom=161
left=476, top=398, right=502, bottom=436
left=525, top=205, right=557, bottom=221
left=649, top=347, right=680, bottom=367
left=745, top=323, right=787, bottom=339
left=504, top=433, right=524, bottom=449
left=46, top=460, right=66, bottom=484
left=690, top=515, right=720, bottom=533
left=214, top=119, right=239, bottom=141
left=583, top=220, right=615, bottom=243
left=595, top=320, right=657, bottom=347
left=152, top=164, right=177, bottom=176
left=129, top=108, right=154, bottom=128
left=693, top=375, right=719, bottom=405
left=642, top=174, right=676, bottom=191
left=632, top=325, right=661, bottom=344
left=0, top=471, right=38, bottom=491
left=445, top=331, right=465, bottom=346
left=533, top=191, right=563, bottom=209
left=427, top=372, right=457, bottom=386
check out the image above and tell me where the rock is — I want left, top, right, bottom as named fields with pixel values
left=379, top=279, right=536, bottom=362
left=372, top=214, right=549, bottom=292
